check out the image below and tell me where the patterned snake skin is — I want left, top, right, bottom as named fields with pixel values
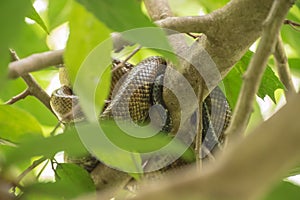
left=50, top=56, right=231, bottom=172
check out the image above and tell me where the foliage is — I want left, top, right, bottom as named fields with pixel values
left=0, top=0, right=300, bottom=199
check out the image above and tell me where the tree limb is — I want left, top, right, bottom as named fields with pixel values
left=225, top=0, right=295, bottom=137
left=8, top=49, right=64, bottom=79
left=274, top=35, right=297, bottom=97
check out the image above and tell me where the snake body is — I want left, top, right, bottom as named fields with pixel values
left=50, top=56, right=231, bottom=171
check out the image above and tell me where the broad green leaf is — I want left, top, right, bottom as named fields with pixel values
left=76, top=0, right=154, bottom=31
left=26, top=4, right=49, bottom=34
left=223, top=51, right=284, bottom=109
left=72, top=121, right=194, bottom=173
left=76, top=0, right=176, bottom=64
left=65, top=2, right=112, bottom=120
left=55, top=163, right=95, bottom=195
left=0, top=0, right=31, bottom=86
left=0, top=105, right=42, bottom=143
left=48, top=0, right=73, bottom=30
left=21, top=180, right=94, bottom=200
left=5, top=130, right=88, bottom=167
left=262, top=181, right=300, bottom=200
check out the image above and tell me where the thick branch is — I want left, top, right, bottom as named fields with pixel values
left=8, top=49, right=64, bottom=79
left=274, top=35, right=297, bottom=96
left=131, top=93, right=300, bottom=200
left=225, top=0, right=295, bottom=137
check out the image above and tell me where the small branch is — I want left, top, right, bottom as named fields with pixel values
left=225, top=0, right=295, bottom=137
left=195, top=84, right=204, bottom=171
left=5, top=89, right=30, bottom=105
left=9, top=49, right=53, bottom=112
left=14, top=157, right=46, bottom=187
left=8, top=49, right=64, bottom=79
left=284, top=19, right=300, bottom=26
left=273, top=35, right=297, bottom=97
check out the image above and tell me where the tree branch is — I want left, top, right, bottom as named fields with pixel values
left=5, top=89, right=30, bottom=105
left=274, top=35, right=297, bottom=97
left=8, top=49, right=64, bottom=79
left=8, top=49, right=53, bottom=112
left=225, top=0, right=295, bottom=137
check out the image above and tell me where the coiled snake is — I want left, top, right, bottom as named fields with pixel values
left=50, top=56, right=231, bottom=172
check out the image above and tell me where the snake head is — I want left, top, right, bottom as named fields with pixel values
left=50, top=85, right=85, bottom=123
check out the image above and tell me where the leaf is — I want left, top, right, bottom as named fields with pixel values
left=288, top=58, right=300, bottom=75
left=4, top=130, right=88, bottom=167
left=55, top=163, right=95, bottom=196
left=21, top=180, right=94, bottom=200
left=223, top=50, right=284, bottom=109
left=65, top=2, right=112, bottom=121
left=0, top=105, right=43, bottom=143
left=26, top=4, right=49, bottom=34
left=48, top=0, right=73, bottom=30
left=262, top=181, right=300, bottom=200
left=0, top=0, right=31, bottom=86
left=76, top=0, right=154, bottom=31
left=76, top=0, right=177, bottom=64
left=72, top=121, right=194, bottom=173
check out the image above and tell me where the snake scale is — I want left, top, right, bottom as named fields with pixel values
left=50, top=56, right=231, bottom=173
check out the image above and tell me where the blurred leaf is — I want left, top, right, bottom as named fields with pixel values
left=73, top=121, right=194, bottom=172
left=0, top=105, right=42, bottom=143
left=55, top=163, right=95, bottom=195
left=262, top=181, right=300, bottom=200
left=5, top=130, right=88, bottom=167
left=76, top=0, right=176, bottom=64
left=65, top=2, right=112, bottom=120
left=76, top=0, right=154, bottom=31
left=288, top=58, right=300, bottom=75
left=0, top=0, right=31, bottom=86
left=26, top=4, right=49, bottom=34
left=48, top=0, right=73, bottom=30
left=223, top=51, right=284, bottom=109
left=282, top=8, right=300, bottom=56
left=21, top=179, right=94, bottom=200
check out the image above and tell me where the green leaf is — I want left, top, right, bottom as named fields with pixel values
left=262, top=181, right=300, bottom=200
left=55, top=163, right=95, bottom=195
left=48, top=0, right=73, bottom=30
left=5, top=130, right=88, bottom=167
left=0, top=0, right=31, bottom=86
left=21, top=180, right=94, bottom=200
left=76, top=0, right=154, bottom=31
left=76, top=0, right=176, bottom=64
left=0, top=105, right=43, bottom=143
left=72, top=121, right=194, bottom=173
left=223, top=51, right=284, bottom=109
left=65, top=2, right=112, bottom=120
left=288, top=58, right=300, bottom=75
left=26, top=4, right=49, bottom=34
left=197, top=0, right=230, bottom=13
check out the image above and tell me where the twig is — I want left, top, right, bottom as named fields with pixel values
left=9, top=49, right=64, bottom=79
left=5, top=89, right=30, bottom=105
left=112, top=45, right=142, bottom=73
left=195, top=84, right=204, bottom=171
left=273, top=35, right=297, bottom=97
left=284, top=19, right=300, bottom=26
left=225, top=0, right=295, bottom=137
left=14, top=157, right=46, bottom=186
left=8, top=49, right=53, bottom=112
left=284, top=19, right=300, bottom=31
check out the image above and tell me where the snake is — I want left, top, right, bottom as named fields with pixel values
left=50, top=56, right=231, bottom=173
